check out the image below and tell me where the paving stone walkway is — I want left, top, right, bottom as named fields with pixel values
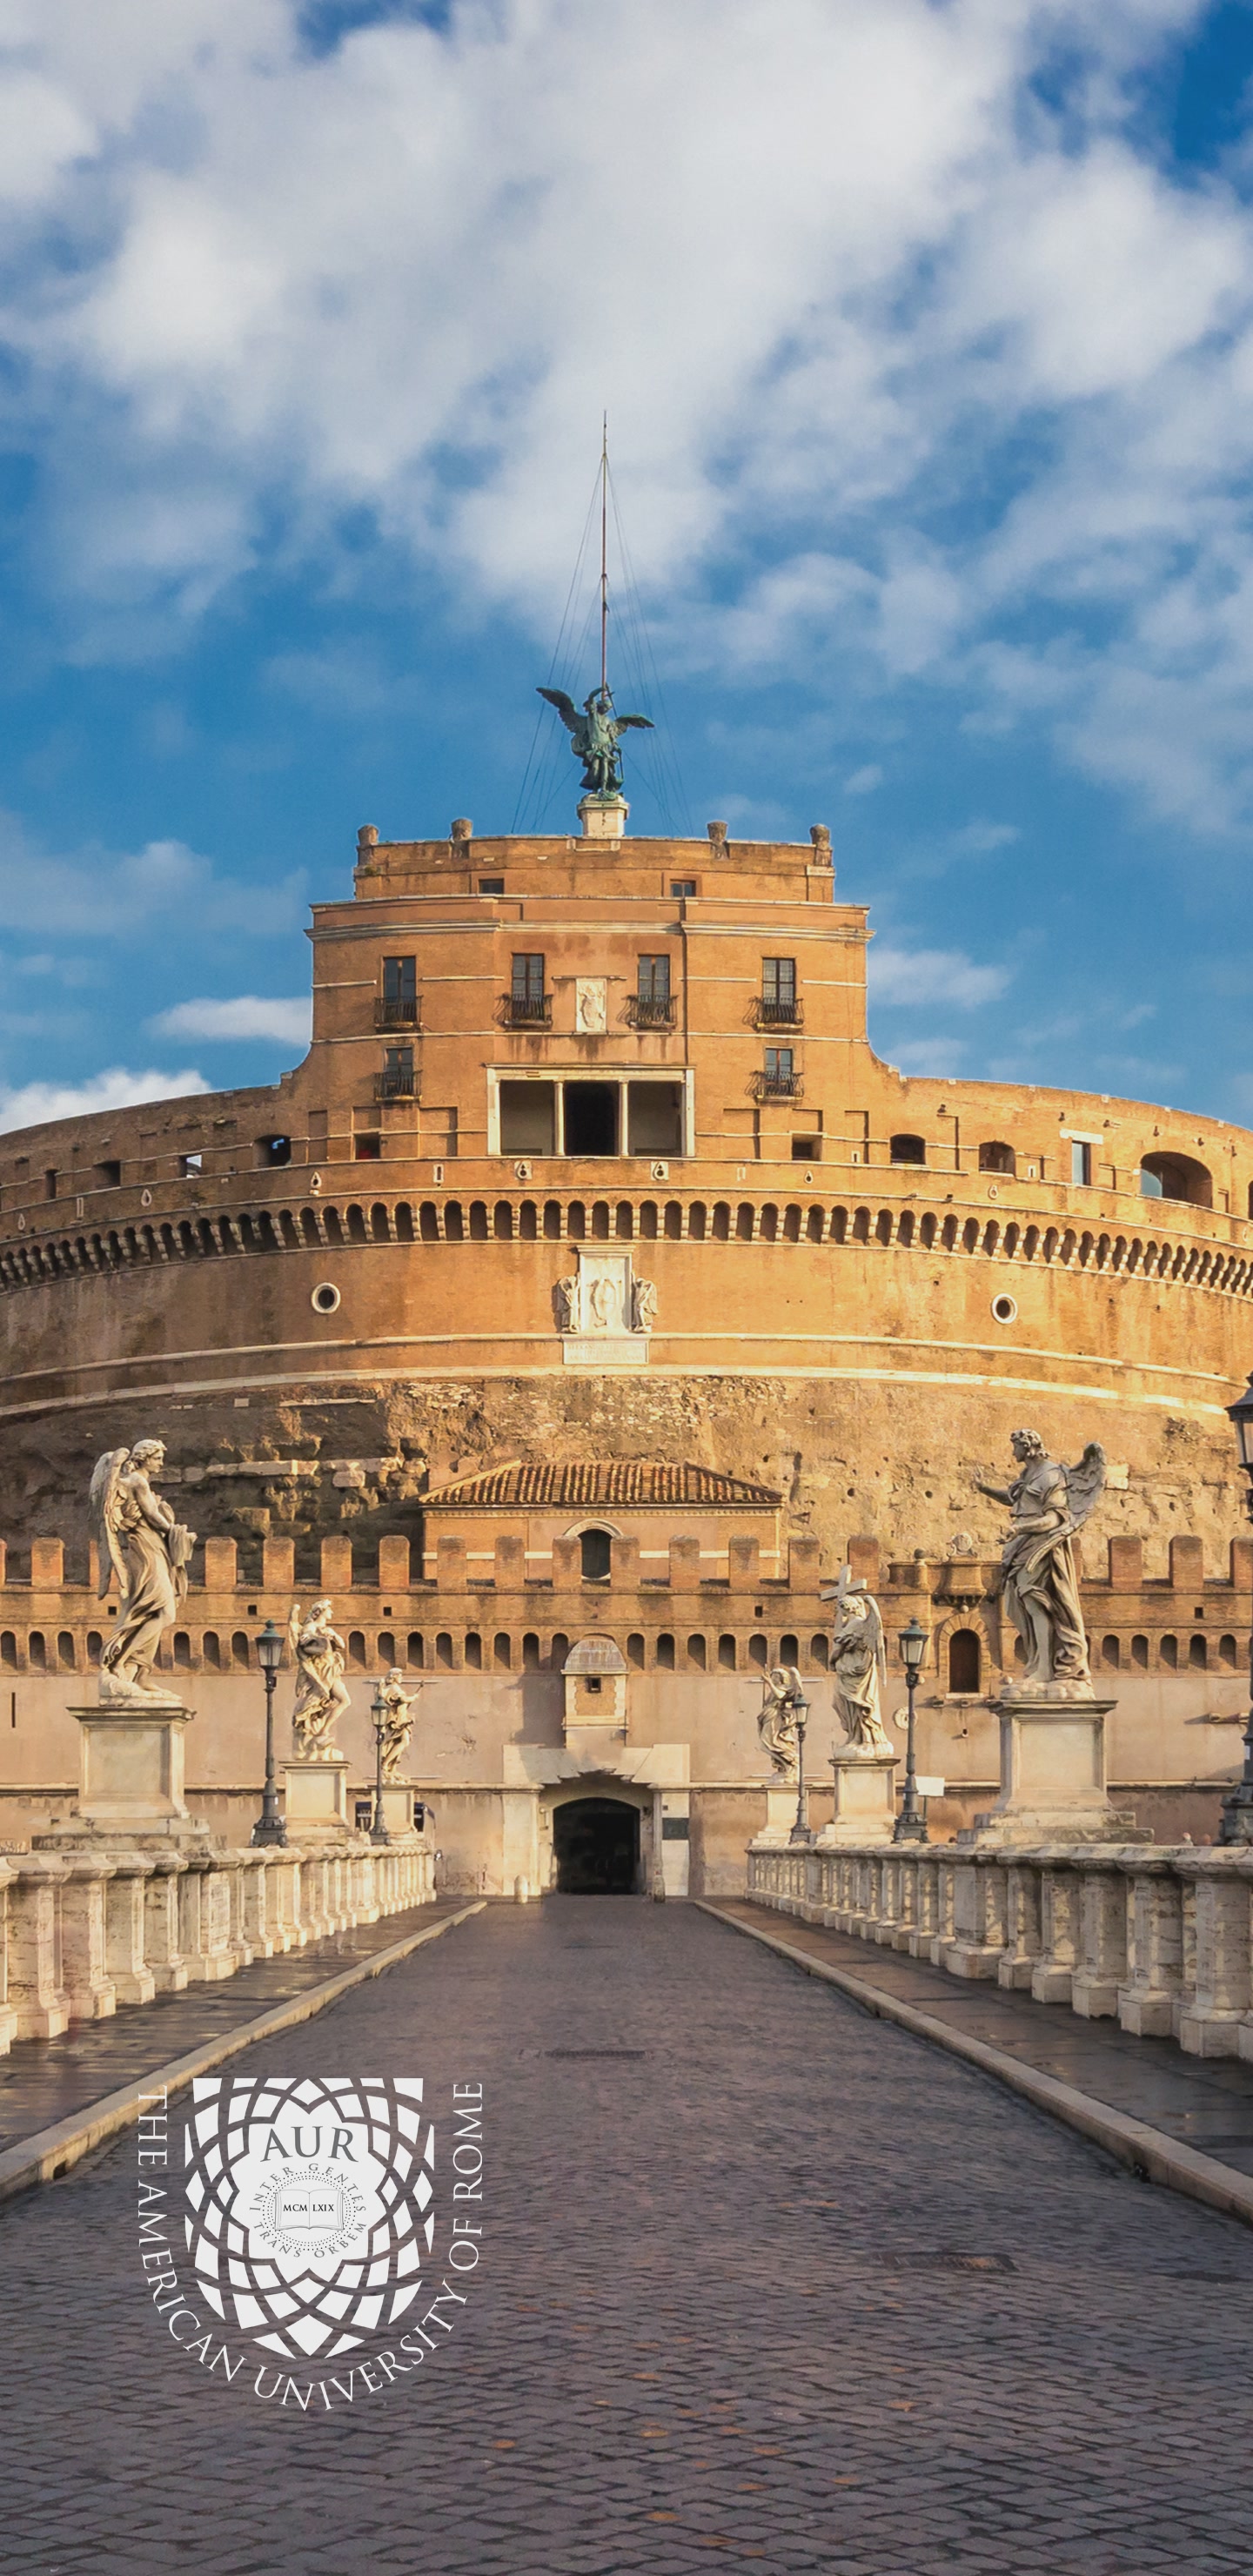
left=4, top=1895, right=1253, bottom=2575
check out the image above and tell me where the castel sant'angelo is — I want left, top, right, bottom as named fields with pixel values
left=1, top=700, right=1252, bottom=1891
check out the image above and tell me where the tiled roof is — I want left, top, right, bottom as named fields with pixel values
left=424, top=1459, right=781, bottom=1510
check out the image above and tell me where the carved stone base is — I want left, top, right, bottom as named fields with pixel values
left=379, top=1783, right=419, bottom=1835
left=33, top=1702, right=215, bottom=1854
left=750, top=1782, right=803, bottom=1848
left=282, top=1754, right=352, bottom=1839
left=579, top=792, right=628, bottom=840
left=814, top=1748, right=898, bottom=1847
left=958, top=1693, right=1149, bottom=1846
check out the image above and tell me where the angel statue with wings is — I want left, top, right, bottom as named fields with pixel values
left=288, top=1598, right=352, bottom=1759
left=757, top=1664, right=804, bottom=1781
left=378, top=1667, right=421, bottom=1781
left=89, top=1440, right=196, bottom=1703
left=975, top=1429, right=1106, bottom=1691
left=822, top=1566, right=894, bottom=1754
left=536, top=683, right=653, bottom=797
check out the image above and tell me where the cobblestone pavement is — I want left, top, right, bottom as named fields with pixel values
left=5, top=1895, right=1253, bottom=2576
left=0, top=1901, right=472, bottom=2150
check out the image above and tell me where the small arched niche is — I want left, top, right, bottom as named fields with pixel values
left=1140, top=1152, right=1211, bottom=1209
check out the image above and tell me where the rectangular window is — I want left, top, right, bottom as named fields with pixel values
left=670, top=880, right=696, bottom=897
left=500, top=1082, right=555, bottom=1156
left=638, top=955, right=671, bottom=1004
left=354, top=1132, right=382, bottom=1160
left=1071, top=1139, right=1093, bottom=1186
left=95, top=1160, right=122, bottom=1188
left=44, top=1168, right=57, bottom=1200
left=179, top=1152, right=202, bottom=1177
left=764, top=1048, right=794, bottom=1080
left=479, top=876, right=505, bottom=895
left=762, top=957, right=796, bottom=1009
left=511, top=954, right=546, bottom=1004
left=627, top=1082, right=684, bottom=1156
left=383, top=956, right=416, bottom=1006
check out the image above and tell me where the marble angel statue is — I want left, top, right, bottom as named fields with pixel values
left=90, top=1439, right=196, bottom=1704
left=288, top=1598, right=352, bottom=1757
left=758, top=1664, right=803, bottom=1781
left=974, top=1429, right=1106, bottom=1691
left=378, top=1667, right=421, bottom=1781
left=824, top=1565, right=894, bottom=1754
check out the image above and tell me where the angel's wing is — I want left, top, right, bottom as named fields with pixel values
left=537, top=687, right=580, bottom=734
left=863, top=1593, right=885, bottom=1667
left=1064, top=1440, right=1107, bottom=1528
left=287, top=1600, right=302, bottom=1661
left=89, top=1448, right=129, bottom=1600
left=615, top=712, right=654, bottom=732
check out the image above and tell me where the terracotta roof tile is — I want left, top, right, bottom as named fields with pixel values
left=425, top=1459, right=780, bottom=1510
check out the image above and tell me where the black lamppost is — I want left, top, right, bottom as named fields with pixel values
left=370, top=1680, right=391, bottom=1847
left=251, top=1619, right=287, bottom=1848
left=893, top=1616, right=928, bottom=1845
left=1219, top=1374, right=1253, bottom=1843
left=787, top=1686, right=812, bottom=1846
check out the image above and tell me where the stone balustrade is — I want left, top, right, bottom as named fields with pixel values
left=746, top=1840, right=1253, bottom=2062
left=0, top=1837, right=434, bottom=2056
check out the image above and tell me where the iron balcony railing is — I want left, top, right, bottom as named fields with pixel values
left=626, top=996, right=676, bottom=1029
left=501, top=992, right=552, bottom=1028
left=373, top=1066, right=419, bottom=1102
left=374, top=997, right=420, bottom=1030
left=754, top=996, right=804, bottom=1028
left=752, top=1070, right=804, bottom=1102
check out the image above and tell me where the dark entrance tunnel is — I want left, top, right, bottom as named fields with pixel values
left=553, top=1797, right=641, bottom=1895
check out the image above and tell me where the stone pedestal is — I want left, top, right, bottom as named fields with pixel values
left=34, top=1701, right=213, bottom=1853
left=379, top=1783, right=418, bottom=1835
left=282, top=1755, right=351, bottom=1839
left=753, top=1781, right=803, bottom=1848
left=579, top=792, right=627, bottom=840
left=959, top=1693, right=1146, bottom=1846
left=814, top=1748, right=898, bottom=1847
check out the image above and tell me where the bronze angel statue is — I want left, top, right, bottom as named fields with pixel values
left=89, top=1439, right=196, bottom=1702
left=536, top=683, right=653, bottom=797
left=974, top=1431, right=1106, bottom=1691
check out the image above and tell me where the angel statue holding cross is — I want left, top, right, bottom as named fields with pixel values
left=89, top=1439, right=196, bottom=1704
left=821, top=1564, right=894, bottom=1755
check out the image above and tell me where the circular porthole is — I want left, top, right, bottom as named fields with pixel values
left=990, top=1292, right=1017, bottom=1325
left=311, top=1282, right=341, bottom=1316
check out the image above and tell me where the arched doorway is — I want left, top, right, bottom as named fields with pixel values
left=553, top=1797, right=641, bottom=1894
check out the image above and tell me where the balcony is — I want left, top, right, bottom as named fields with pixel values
left=499, top=993, right=552, bottom=1029
left=754, top=996, right=804, bottom=1029
left=373, top=1066, right=419, bottom=1102
left=374, top=996, right=420, bottom=1030
left=626, top=996, right=676, bottom=1030
left=752, top=1070, right=804, bottom=1102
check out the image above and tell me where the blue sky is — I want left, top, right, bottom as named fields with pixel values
left=2, top=0, right=1253, bottom=1128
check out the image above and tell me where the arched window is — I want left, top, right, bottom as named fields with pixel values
left=57, top=1631, right=77, bottom=1670
left=979, top=1141, right=1015, bottom=1175
left=687, top=1634, right=707, bottom=1670
left=1221, top=1633, right=1239, bottom=1669
left=549, top=1633, right=569, bottom=1670
left=890, top=1134, right=926, bottom=1165
left=493, top=1633, right=512, bottom=1669
left=655, top=1633, right=675, bottom=1670
left=521, top=1633, right=540, bottom=1670
left=378, top=1633, right=396, bottom=1667
left=948, top=1628, right=980, bottom=1693
left=809, top=1633, right=829, bottom=1669
left=1189, top=1633, right=1207, bottom=1669
left=465, top=1633, right=483, bottom=1671
left=203, top=1631, right=221, bottom=1670
left=1160, top=1634, right=1177, bottom=1670
left=436, top=1632, right=455, bottom=1667
left=231, top=1632, right=250, bottom=1669
left=1102, top=1635, right=1120, bottom=1669
left=1140, top=1153, right=1212, bottom=1209
left=626, top=1633, right=646, bottom=1668
left=781, top=1633, right=799, bottom=1665
left=172, top=1632, right=191, bottom=1670
left=348, top=1630, right=367, bottom=1668
left=0, top=1631, right=17, bottom=1669
left=747, top=1633, right=768, bottom=1668
left=580, top=1527, right=613, bottom=1581
left=718, top=1634, right=737, bottom=1670
left=407, top=1633, right=425, bottom=1668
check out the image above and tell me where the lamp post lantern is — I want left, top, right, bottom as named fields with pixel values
left=1219, top=1374, right=1253, bottom=1843
left=787, top=1686, right=812, bottom=1846
left=893, top=1615, right=929, bottom=1845
left=370, top=1680, right=391, bottom=1847
left=251, top=1619, right=287, bottom=1848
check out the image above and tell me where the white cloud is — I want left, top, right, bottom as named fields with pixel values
left=1, top=3, right=1252, bottom=823
left=150, top=994, right=311, bottom=1043
left=0, top=808, right=303, bottom=938
left=843, top=764, right=884, bottom=796
left=952, top=820, right=1020, bottom=854
left=0, top=1065, right=210, bottom=1134
left=868, top=943, right=1011, bottom=1010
